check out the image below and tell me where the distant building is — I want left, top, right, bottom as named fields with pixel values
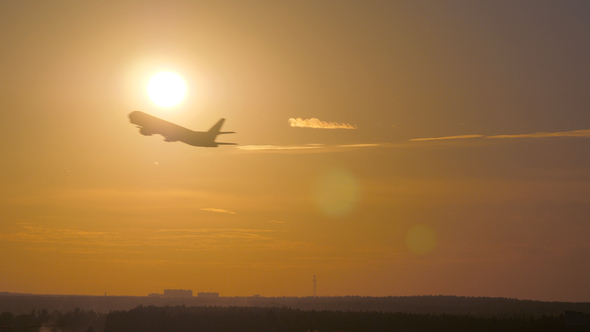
left=197, top=292, right=219, bottom=298
left=163, top=289, right=193, bottom=298
left=148, top=293, right=163, bottom=298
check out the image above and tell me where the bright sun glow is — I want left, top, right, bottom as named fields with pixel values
left=147, top=72, right=187, bottom=107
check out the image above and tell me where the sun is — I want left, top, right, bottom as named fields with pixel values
left=147, top=72, right=187, bottom=107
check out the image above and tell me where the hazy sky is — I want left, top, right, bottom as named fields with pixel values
left=1, top=0, right=590, bottom=301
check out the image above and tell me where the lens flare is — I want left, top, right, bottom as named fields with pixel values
left=406, top=224, right=438, bottom=255
left=314, top=169, right=359, bottom=217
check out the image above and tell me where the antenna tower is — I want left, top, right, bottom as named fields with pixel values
left=313, top=274, right=316, bottom=297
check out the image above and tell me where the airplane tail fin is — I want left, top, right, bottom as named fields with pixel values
left=207, top=118, right=236, bottom=146
left=207, top=118, right=226, bottom=136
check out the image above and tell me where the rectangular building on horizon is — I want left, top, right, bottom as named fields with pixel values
left=163, top=289, right=193, bottom=298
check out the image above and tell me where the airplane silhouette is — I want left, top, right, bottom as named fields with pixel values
left=129, top=111, right=236, bottom=147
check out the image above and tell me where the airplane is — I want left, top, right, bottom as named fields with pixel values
left=128, top=111, right=236, bottom=147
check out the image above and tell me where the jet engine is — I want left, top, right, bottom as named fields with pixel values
left=139, top=128, right=153, bottom=136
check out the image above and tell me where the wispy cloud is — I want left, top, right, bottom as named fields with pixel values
left=235, top=128, right=590, bottom=154
left=154, top=228, right=274, bottom=241
left=336, top=143, right=381, bottom=148
left=487, top=129, right=590, bottom=139
left=410, top=129, right=590, bottom=142
left=0, top=224, right=131, bottom=253
left=288, top=117, right=357, bottom=129
left=1, top=224, right=305, bottom=252
left=201, top=208, right=237, bottom=215
left=148, top=228, right=311, bottom=251
left=410, top=135, right=484, bottom=142
left=235, top=145, right=322, bottom=151
left=236, top=143, right=382, bottom=152
left=2, top=223, right=116, bottom=244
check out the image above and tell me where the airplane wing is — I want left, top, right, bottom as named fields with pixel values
left=129, top=112, right=237, bottom=147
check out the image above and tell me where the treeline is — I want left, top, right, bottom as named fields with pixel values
left=0, top=308, right=105, bottom=332
left=104, top=305, right=568, bottom=332
left=3, top=305, right=584, bottom=332
left=3, top=294, right=590, bottom=317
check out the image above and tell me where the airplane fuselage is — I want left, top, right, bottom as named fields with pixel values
left=129, top=111, right=235, bottom=147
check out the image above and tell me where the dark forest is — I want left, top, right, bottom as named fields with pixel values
left=3, top=305, right=588, bottom=332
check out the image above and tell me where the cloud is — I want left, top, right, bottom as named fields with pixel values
left=201, top=208, right=237, bottom=215
left=487, top=129, right=590, bottom=139
left=410, top=129, right=590, bottom=142
left=1, top=223, right=307, bottom=254
left=336, top=143, right=381, bottom=148
left=410, top=135, right=484, bottom=142
left=288, top=117, right=357, bottom=129
left=0, top=224, right=134, bottom=253
left=236, top=143, right=384, bottom=152
left=148, top=228, right=313, bottom=251
left=1, top=223, right=116, bottom=244
left=235, top=145, right=322, bottom=151
left=155, top=228, right=274, bottom=240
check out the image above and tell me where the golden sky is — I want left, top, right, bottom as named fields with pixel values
left=1, top=0, right=590, bottom=301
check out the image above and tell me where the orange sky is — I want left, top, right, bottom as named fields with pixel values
left=1, top=0, right=590, bottom=301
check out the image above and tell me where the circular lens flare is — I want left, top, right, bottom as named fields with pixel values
left=406, top=224, right=438, bottom=255
left=147, top=72, right=187, bottom=107
left=314, top=169, right=359, bottom=218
